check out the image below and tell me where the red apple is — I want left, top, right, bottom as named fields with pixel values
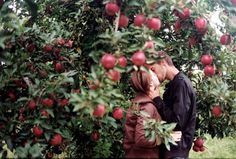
left=195, top=17, right=207, bottom=32
left=42, top=98, right=54, bottom=108
left=200, top=146, right=205, bottom=152
left=50, top=134, right=62, bottom=146
left=211, top=105, right=222, bottom=117
left=19, top=114, right=25, bottom=122
left=231, top=0, right=236, bottom=6
left=131, top=51, right=146, bottom=66
left=188, top=36, right=198, bottom=48
left=108, top=69, right=121, bottom=82
left=19, top=107, right=25, bottom=114
left=46, top=152, right=54, bottom=159
left=118, top=56, right=127, bottom=68
left=101, top=54, right=116, bottom=69
left=201, top=54, right=213, bottom=65
left=113, top=107, right=123, bottom=120
left=105, top=2, right=119, bottom=16
left=194, top=137, right=204, bottom=147
left=93, top=104, right=106, bottom=118
left=119, top=15, right=129, bottom=28
left=91, top=131, right=100, bottom=141
left=146, top=18, right=161, bottom=31
left=41, top=110, right=49, bottom=118
left=220, top=34, right=232, bottom=45
left=56, top=37, right=65, bottom=46
left=175, top=19, right=181, bottom=32
left=53, top=48, right=61, bottom=57
left=8, top=91, right=16, bottom=102
left=144, top=40, right=155, bottom=49
left=54, top=62, right=64, bottom=73
left=27, top=43, right=36, bottom=53
left=28, top=100, right=37, bottom=110
left=65, top=40, right=73, bottom=48
left=134, top=14, right=146, bottom=27
left=59, top=99, right=69, bottom=107
left=204, top=65, right=215, bottom=77
left=179, top=8, right=191, bottom=19
left=33, top=126, right=43, bottom=137
left=192, top=145, right=200, bottom=152
left=43, top=44, right=53, bottom=53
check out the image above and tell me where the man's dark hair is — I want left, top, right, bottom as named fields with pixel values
left=156, top=51, right=174, bottom=66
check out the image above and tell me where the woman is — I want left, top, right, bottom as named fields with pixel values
left=123, top=70, right=181, bottom=158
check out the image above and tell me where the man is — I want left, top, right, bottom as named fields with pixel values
left=149, top=51, right=197, bottom=159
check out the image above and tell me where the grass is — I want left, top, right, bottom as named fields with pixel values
left=189, top=134, right=236, bottom=158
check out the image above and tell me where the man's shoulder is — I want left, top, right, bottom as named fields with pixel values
left=174, top=72, right=194, bottom=89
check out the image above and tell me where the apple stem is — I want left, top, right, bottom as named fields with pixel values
left=114, top=10, right=120, bottom=32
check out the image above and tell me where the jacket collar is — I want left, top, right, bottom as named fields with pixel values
left=132, top=93, right=153, bottom=104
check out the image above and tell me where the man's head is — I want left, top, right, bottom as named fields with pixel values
left=149, top=51, right=174, bottom=83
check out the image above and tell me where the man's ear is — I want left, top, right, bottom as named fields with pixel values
left=159, top=60, right=167, bottom=66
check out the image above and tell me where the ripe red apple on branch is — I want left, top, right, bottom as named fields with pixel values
left=174, top=19, right=181, bottom=32
left=113, top=107, right=123, bottom=120
left=195, top=17, right=207, bottom=32
left=43, top=44, right=53, bottom=53
left=146, top=18, right=161, bottom=31
left=131, top=51, right=146, bottom=66
left=204, top=65, right=215, bottom=77
left=50, top=134, right=63, bottom=146
left=211, top=105, right=222, bottom=117
left=91, top=131, right=100, bottom=141
left=220, top=34, right=232, bottom=45
left=107, top=69, right=121, bottom=82
left=134, top=14, right=146, bottom=27
left=118, top=56, right=127, bottom=68
left=33, top=126, right=43, bottom=137
left=101, top=54, right=116, bottom=69
left=93, top=104, right=106, bottom=118
left=42, top=98, right=54, bottom=108
left=28, top=100, right=37, bottom=110
left=178, top=8, right=191, bottom=19
left=119, top=15, right=129, bottom=28
left=201, top=54, right=213, bottom=65
left=144, top=41, right=155, bottom=49
left=193, top=137, right=205, bottom=152
left=105, top=2, right=120, bottom=16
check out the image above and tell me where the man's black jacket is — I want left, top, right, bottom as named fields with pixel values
left=153, top=72, right=196, bottom=158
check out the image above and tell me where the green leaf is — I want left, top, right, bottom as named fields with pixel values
left=140, top=110, right=150, bottom=118
left=128, top=0, right=143, bottom=7
left=29, top=144, right=42, bottom=158
left=44, top=133, right=51, bottom=142
left=46, top=109, right=54, bottom=118
left=145, top=130, right=150, bottom=138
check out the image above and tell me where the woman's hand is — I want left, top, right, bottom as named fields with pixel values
left=150, top=70, right=160, bottom=88
left=171, top=131, right=182, bottom=142
left=149, top=70, right=161, bottom=99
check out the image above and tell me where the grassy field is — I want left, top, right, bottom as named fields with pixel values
left=189, top=135, right=236, bottom=158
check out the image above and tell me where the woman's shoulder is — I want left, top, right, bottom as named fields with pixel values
left=140, top=102, right=162, bottom=120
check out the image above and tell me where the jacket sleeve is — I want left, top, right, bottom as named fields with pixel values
left=153, top=80, right=191, bottom=130
left=135, top=104, right=160, bottom=148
